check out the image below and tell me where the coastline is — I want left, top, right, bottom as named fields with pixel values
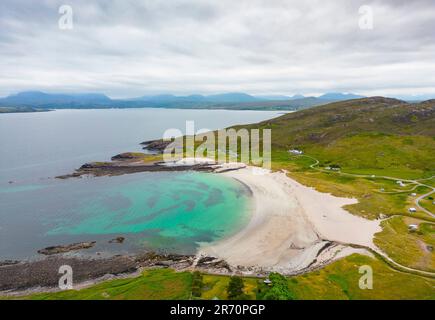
left=199, top=166, right=381, bottom=274
left=0, top=160, right=382, bottom=294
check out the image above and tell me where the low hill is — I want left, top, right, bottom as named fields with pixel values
left=260, top=97, right=434, bottom=145
left=318, top=92, right=365, bottom=101
left=240, top=97, right=435, bottom=178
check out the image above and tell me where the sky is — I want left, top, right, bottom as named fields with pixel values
left=0, top=0, right=434, bottom=99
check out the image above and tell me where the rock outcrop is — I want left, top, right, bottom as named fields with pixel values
left=37, top=241, right=96, bottom=255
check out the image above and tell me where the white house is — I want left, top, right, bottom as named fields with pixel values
left=410, top=193, right=417, bottom=197
left=409, top=207, right=417, bottom=213
left=408, top=224, right=418, bottom=231
left=289, top=149, right=303, bottom=155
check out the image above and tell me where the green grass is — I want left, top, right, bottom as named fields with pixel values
left=21, top=269, right=192, bottom=300
left=374, top=216, right=435, bottom=272
left=287, top=254, right=435, bottom=300
left=420, top=178, right=435, bottom=188
left=420, top=195, right=435, bottom=214
left=5, top=254, right=434, bottom=300
left=200, top=274, right=258, bottom=300
left=303, top=134, right=435, bottom=179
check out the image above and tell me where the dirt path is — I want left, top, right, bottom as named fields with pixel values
left=300, top=155, right=435, bottom=219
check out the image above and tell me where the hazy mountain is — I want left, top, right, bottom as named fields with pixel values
left=256, top=95, right=292, bottom=101
left=0, top=91, right=111, bottom=107
left=318, top=92, right=365, bottom=101
left=131, top=93, right=259, bottom=103
left=251, top=94, right=307, bottom=101
left=0, top=91, right=373, bottom=111
left=205, top=92, right=260, bottom=103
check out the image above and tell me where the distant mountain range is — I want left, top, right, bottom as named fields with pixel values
left=0, top=91, right=368, bottom=112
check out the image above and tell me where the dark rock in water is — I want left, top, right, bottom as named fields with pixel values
left=141, top=140, right=171, bottom=153
left=0, top=260, right=20, bottom=267
left=80, top=162, right=110, bottom=169
left=37, top=241, right=96, bottom=255
left=111, top=153, right=145, bottom=161
left=109, top=237, right=125, bottom=244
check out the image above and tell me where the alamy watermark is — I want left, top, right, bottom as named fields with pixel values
left=58, top=265, right=73, bottom=290
left=359, top=5, right=374, bottom=30
left=58, top=5, right=74, bottom=30
left=358, top=265, right=373, bottom=290
left=161, top=121, right=271, bottom=172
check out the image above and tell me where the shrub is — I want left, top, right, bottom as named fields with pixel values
left=191, top=271, right=204, bottom=297
left=261, top=273, right=294, bottom=300
left=227, top=276, right=245, bottom=299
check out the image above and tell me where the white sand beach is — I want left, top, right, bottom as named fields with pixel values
left=199, top=166, right=381, bottom=273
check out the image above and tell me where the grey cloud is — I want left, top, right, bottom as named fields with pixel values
left=0, top=0, right=434, bottom=98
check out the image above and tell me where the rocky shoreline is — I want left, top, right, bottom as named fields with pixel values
left=1, top=142, right=371, bottom=295
left=0, top=250, right=242, bottom=294
left=37, top=242, right=97, bottom=255
left=0, top=146, right=254, bottom=295
left=0, top=240, right=362, bottom=295
left=56, top=151, right=217, bottom=179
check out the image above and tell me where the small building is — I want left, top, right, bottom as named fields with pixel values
left=410, top=193, right=417, bottom=197
left=408, top=207, right=417, bottom=213
left=289, top=149, right=303, bottom=155
left=263, top=279, right=272, bottom=285
left=396, top=181, right=406, bottom=187
left=408, top=224, right=418, bottom=231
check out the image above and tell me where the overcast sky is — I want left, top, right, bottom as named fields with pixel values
left=0, top=0, right=434, bottom=99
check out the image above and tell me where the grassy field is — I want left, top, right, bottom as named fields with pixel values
left=248, top=98, right=435, bottom=274
left=287, top=254, right=434, bottom=300
left=21, top=269, right=192, bottom=300
left=5, top=254, right=434, bottom=300
left=199, top=274, right=258, bottom=300
left=420, top=195, right=435, bottom=213
left=374, top=217, right=435, bottom=272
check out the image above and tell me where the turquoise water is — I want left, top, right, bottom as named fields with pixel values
left=0, top=171, right=251, bottom=259
left=48, top=172, right=250, bottom=244
left=0, top=108, right=279, bottom=260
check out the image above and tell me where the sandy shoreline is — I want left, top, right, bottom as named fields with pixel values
left=1, top=162, right=383, bottom=294
left=200, top=166, right=381, bottom=273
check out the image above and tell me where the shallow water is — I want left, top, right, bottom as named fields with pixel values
left=0, top=108, right=280, bottom=260
left=0, top=171, right=251, bottom=260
